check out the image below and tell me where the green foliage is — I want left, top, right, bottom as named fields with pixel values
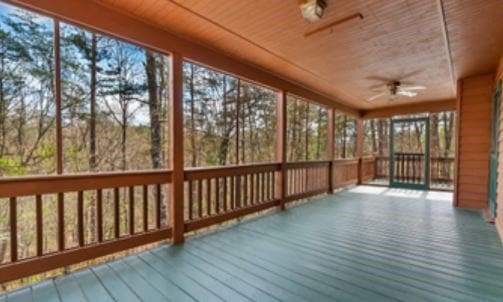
left=0, top=157, right=26, bottom=176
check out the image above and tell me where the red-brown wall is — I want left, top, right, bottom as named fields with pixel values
left=495, top=56, right=503, bottom=235
left=455, top=73, right=494, bottom=209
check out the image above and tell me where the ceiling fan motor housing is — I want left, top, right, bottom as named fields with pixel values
left=387, top=81, right=401, bottom=95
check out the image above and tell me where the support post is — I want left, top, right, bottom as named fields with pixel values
left=356, top=118, right=364, bottom=184
left=276, top=90, right=287, bottom=210
left=327, top=108, right=335, bottom=193
left=169, top=52, right=185, bottom=243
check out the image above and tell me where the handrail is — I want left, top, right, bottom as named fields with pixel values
left=0, top=169, right=172, bottom=198
left=0, top=160, right=366, bottom=283
left=185, top=163, right=280, bottom=180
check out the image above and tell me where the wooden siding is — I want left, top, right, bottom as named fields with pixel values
left=455, top=74, right=494, bottom=208
left=495, top=56, right=503, bottom=237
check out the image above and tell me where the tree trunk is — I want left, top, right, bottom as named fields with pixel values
left=89, top=34, right=98, bottom=171
left=190, top=64, right=197, bottom=167
left=443, top=112, right=455, bottom=157
left=305, top=103, right=309, bottom=160
left=146, top=51, right=162, bottom=169
left=370, top=120, right=377, bottom=154
left=218, top=76, right=229, bottom=166
left=315, top=107, right=322, bottom=160
left=430, top=113, right=440, bottom=157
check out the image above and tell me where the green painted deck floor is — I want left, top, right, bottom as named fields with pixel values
left=4, top=186, right=503, bottom=302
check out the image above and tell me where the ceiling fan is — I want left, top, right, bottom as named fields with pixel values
left=367, top=81, right=426, bottom=102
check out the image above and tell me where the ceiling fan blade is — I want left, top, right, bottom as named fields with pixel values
left=397, top=90, right=417, bottom=97
left=366, top=76, right=393, bottom=83
left=370, top=87, right=387, bottom=93
left=400, top=85, right=426, bottom=90
left=367, top=92, right=387, bottom=101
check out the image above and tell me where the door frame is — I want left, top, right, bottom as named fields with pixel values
left=489, top=80, right=502, bottom=217
left=389, top=117, right=430, bottom=190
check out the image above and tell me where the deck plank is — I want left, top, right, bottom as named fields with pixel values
left=91, top=264, right=141, bottom=302
left=71, top=269, right=114, bottom=302
left=32, top=280, right=60, bottom=302
left=5, top=186, right=503, bottom=302
left=53, top=274, right=86, bottom=302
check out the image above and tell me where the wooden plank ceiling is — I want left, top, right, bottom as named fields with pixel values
left=95, top=0, right=503, bottom=110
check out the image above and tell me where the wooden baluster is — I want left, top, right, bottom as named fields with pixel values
left=235, top=175, right=241, bottom=209
left=404, top=155, right=408, bottom=182
left=57, top=193, right=64, bottom=251
left=401, top=154, right=405, bottom=182
left=249, top=174, right=254, bottom=206
left=215, top=178, right=220, bottom=214
left=261, top=172, right=265, bottom=202
left=256, top=173, right=260, bottom=204
left=97, top=189, right=103, bottom=242
left=242, top=175, right=247, bottom=208
left=265, top=172, right=270, bottom=202
left=114, top=188, right=120, bottom=237
left=197, top=179, right=203, bottom=218
left=272, top=172, right=276, bottom=200
left=77, top=191, right=85, bottom=245
left=188, top=181, right=193, bottom=221
left=36, top=194, right=43, bottom=256
left=143, top=185, right=148, bottom=232
left=206, top=178, right=211, bottom=216
left=155, top=185, right=161, bottom=229
left=223, top=176, right=228, bottom=212
left=129, top=186, right=135, bottom=235
left=230, top=176, right=235, bottom=210
left=10, top=197, right=17, bottom=262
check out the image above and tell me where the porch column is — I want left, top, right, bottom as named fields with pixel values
left=169, top=52, right=185, bottom=243
left=276, top=90, right=287, bottom=210
left=356, top=118, right=364, bottom=184
left=327, top=108, right=335, bottom=193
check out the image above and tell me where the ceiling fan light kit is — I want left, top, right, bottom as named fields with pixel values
left=368, top=81, right=426, bottom=102
left=299, top=0, right=327, bottom=23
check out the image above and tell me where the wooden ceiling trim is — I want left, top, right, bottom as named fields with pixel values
left=7, top=0, right=359, bottom=116
left=437, top=0, right=456, bottom=93
left=360, top=99, right=456, bottom=119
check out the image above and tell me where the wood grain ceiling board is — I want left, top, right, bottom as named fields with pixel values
left=94, top=0, right=502, bottom=110
left=443, top=0, right=503, bottom=78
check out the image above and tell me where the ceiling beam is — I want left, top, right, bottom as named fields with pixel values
left=437, top=0, right=456, bottom=93
left=360, top=99, right=456, bottom=119
left=7, top=0, right=359, bottom=116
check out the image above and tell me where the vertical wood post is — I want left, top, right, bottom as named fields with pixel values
left=169, top=52, right=185, bottom=243
left=356, top=118, right=364, bottom=184
left=54, top=20, right=65, bottom=251
left=276, top=90, right=287, bottom=210
left=327, top=108, right=335, bottom=193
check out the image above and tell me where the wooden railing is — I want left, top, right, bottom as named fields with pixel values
left=0, top=170, right=172, bottom=282
left=285, top=161, right=330, bottom=202
left=0, top=160, right=368, bottom=283
left=333, top=159, right=359, bottom=188
left=375, top=156, right=390, bottom=178
left=184, top=163, right=281, bottom=232
left=361, top=157, right=376, bottom=182
left=374, top=156, right=455, bottom=187
left=393, top=153, right=425, bottom=183
left=430, top=157, right=455, bottom=187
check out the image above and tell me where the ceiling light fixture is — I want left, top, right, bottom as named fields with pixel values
left=299, top=0, right=327, bottom=23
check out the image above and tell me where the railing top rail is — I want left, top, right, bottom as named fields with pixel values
left=394, top=152, right=425, bottom=156
left=0, top=169, right=172, bottom=198
left=185, top=162, right=281, bottom=180
left=333, top=158, right=359, bottom=165
left=284, top=160, right=331, bottom=168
